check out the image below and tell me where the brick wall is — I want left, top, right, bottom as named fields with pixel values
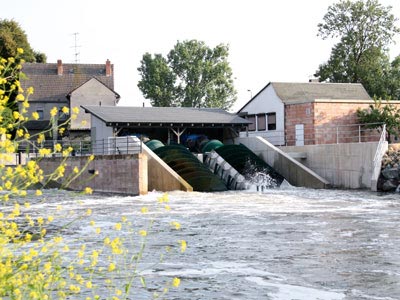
left=314, top=102, right=371, bottom=144
left=284, top=103, right=314, bottom=146
left=284, top=101, right=386, bottom=145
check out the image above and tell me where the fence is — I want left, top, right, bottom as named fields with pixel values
left=18, top=136, right=142, bottom=158
left=244, top=122, right=385, bottom=146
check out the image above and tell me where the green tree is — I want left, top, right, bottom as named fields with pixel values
left=137, top=53, right=177, bottom=107
left=357, top=99, right=400, bottom=142
left=138, top=40, right=237, bottom=110
left=315, top=0, right=399, bottom=98
left=0, top=19, right=46, bottom=63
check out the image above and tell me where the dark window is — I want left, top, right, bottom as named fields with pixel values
left=37, top=110, right=44, bottom=120
left=267, top=113, right=276, bottom=130
left=247, top=115, right=256, bottom=131
left=257, top=114, right=266, bottom=131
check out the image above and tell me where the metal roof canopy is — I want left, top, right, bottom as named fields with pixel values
left=82, top=105, right=250, bottom=143
left=82, top=105, right=249, bottom=127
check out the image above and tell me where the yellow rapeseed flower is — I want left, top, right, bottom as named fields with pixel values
left=17, top=48, right=24, bottom=54
left=62, top=106, right=69, bottom=114
left=179, top=240, right=187, bottom=253
left=16, top=94, right=24, bottom=101
left=114, top=223, right=122, bottom=231
left=139, top=230, right=147, bottom=237
left=50, top=107, right=58, bottom=117
left=170, top=221, right=181, bottom=230
left=84, top=187, right=93, bottom=194
left=172, top=277, right=181, bottom=288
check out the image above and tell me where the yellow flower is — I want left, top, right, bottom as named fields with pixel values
left=108, top=262, right=116, bottom=272
left=140, top=207, right=148, bottom=214
left=179, top=240, right=187, bottom=253
left=62, top=106, right=69, bottom=114
left=84, top=187, right=93, bottom=194
left=27, top=86, right=34, bottom=95
left=35, top=190, right=42, bottom=196
left=16, top=128, right=24, bottom=137
left=139, top=230, right=147, bottom=237
left=172, top=277, right=181, bottom=288
left=13, top=111, right=20, bottom=120
left=170, top=221, right=181, bottom=230
left=16, top=94, right=24, bottom=101
left=32, top=111, right=40, bottom=120
left=73, top=166, right=79, bottom=173
left=86, top=209, right=92, bottom=216
left=50, top=107, right=58, bottom=117
left=37, top=133, right=45, bottom=143
left=114, top=223, right=122, bottom=231
left=54, top=143, right=62, bottom=152
left=72, top=106, right=80, bottom=114
left=17, top=48, right=24, bottom=54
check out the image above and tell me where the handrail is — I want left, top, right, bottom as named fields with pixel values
left=243, top=122, right=386, bottom=146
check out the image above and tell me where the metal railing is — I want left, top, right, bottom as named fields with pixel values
left=19, top=136, right=142, bottom=157
left=243, top=122, right=385, bottom=146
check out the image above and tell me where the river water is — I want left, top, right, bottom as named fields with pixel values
left=19, top=187, right=400, bottom=299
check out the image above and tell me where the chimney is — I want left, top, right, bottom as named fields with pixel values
left=106, top=59, right=112, bottom=76
left=57, top=59, right=63, bottom=75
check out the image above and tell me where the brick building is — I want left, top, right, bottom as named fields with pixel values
left=237, top=82, right=388, bottom=146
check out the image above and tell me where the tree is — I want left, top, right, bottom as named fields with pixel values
left=138, top=40, right=237, bottom=110
left=0, top=19, right=46, bottom=63
left=357, top=99, right=400, bottom=142
left=315, top=0, right=399, bottom=98
left=137, top=53, right=177, bottom=107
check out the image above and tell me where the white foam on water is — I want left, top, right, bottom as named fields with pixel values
left=246, top=276, right=346, bottom=300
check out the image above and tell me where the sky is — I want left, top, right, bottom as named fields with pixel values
left=2, top=0, right=400, bottom=112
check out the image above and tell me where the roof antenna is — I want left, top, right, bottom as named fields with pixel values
left=71, top=32, right=81, bottom=63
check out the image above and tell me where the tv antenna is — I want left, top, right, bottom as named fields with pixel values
left=71, top=32, right=81, bottom=63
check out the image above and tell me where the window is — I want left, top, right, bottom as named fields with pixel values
left=247, top=115, right=256, bottom=131
left=36, top=110, right=44, bottom=120
left=257, top=114, right=266, bottom=131
left=267, top=113, right=276, bottom=130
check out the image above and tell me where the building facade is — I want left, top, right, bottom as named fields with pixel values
left=237, top=82, right=391, bottom=146
left=20, top=59, right=119, bottom=139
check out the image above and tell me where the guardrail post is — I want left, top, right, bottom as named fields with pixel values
left=336, top=126, right=339, bottom=144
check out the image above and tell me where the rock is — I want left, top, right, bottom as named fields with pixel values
left=382, top=167, right=400, bottom=180
left=381, top=180, right=399, bottom=192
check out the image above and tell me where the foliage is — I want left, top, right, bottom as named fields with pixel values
left=0, top=19, right=46, bottom=63
left=137, top=53, right=177, bottom=107
left=357, top=98, right=400, bottom=142
left=315, top=0, right=400, bottom=99
left=0, top=50, right=186, bottom=299
left=138, top=40, right=237, bottom=110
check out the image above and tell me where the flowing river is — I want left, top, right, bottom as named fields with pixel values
left=15, top=187, right=400, bottom=300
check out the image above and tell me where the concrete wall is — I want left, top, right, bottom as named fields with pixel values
left=38, top=154, right=147, bottom=195
left=236, top=136, right=330, bottom=189
left=143, top=144, right=193, bottom=192
left=281, top=142, right=380, bottom=189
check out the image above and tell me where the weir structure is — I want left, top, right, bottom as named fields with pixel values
left=145, top=138, right=286, bottom=192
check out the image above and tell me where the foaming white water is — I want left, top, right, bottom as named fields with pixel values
left=246, top=277, right=345, bottom=300
left=17, top=187, right=400, bottom=300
